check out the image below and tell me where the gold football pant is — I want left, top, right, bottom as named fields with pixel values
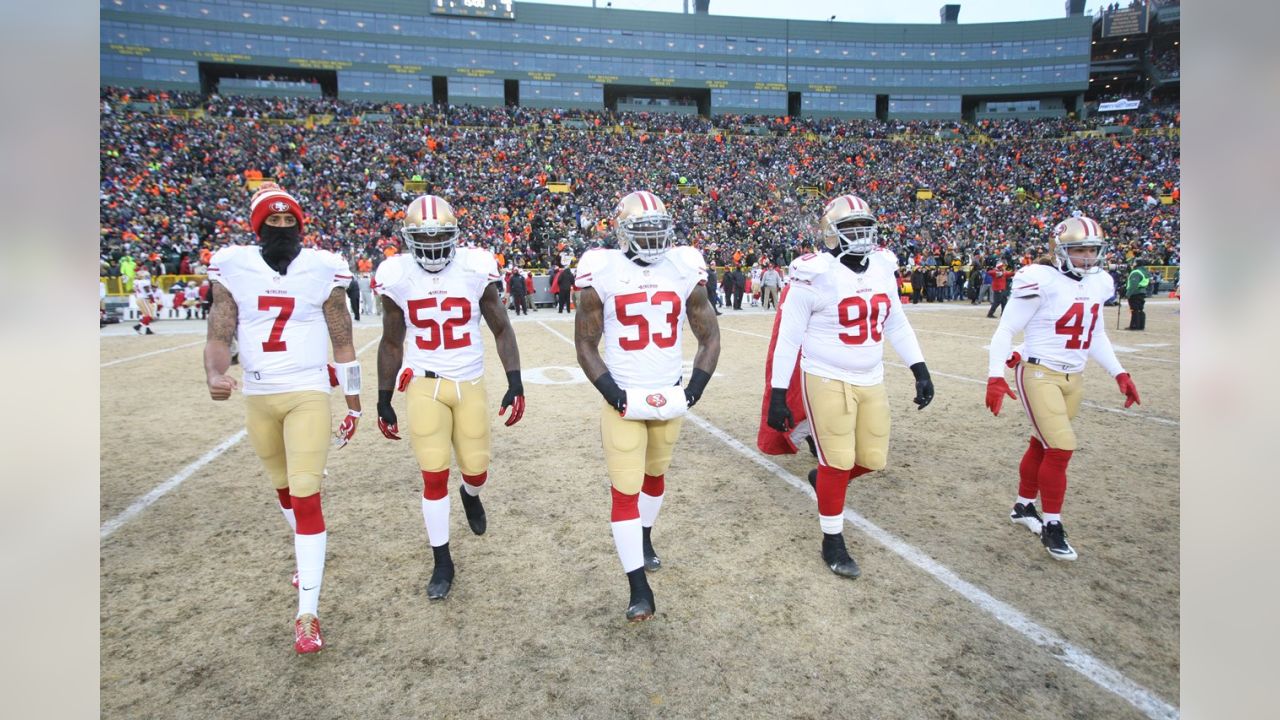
left=406, top=376, right=491, bottom=475
left=800, top=372, right=890, bottom=472
left=244, top=391, right=331, bottom=498
left=1014, top=362, right=1083, bottom=451
left=600, top=401, right=683, bottom=495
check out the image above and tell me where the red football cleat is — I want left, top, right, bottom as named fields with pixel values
left=294, top=614, right=324, bottom=654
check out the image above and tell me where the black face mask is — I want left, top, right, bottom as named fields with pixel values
left=259, top=224, right=301, bottom=274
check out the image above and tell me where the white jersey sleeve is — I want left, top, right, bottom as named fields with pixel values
left=666, top=246, right=709, bottom=299
left=573, top=248, right=609, bottom=290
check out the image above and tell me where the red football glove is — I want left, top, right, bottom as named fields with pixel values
left=986, top=377, right=1017, bottom=416
left=1115, top=372, right=1141, bottom=408
left=1006, top=351, right=1022, bottom=369
left=397, top=367, right=414, bottom=392
left=327, top=363, right=339, bottom=388
left=499, top=395, right=525, bottom=427
left=332, top=410, right=360, bottom=449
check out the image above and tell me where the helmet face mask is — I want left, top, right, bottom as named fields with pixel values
left=1051, top=216, right=1106, bottom=275
left=401, top=194, right=459, bottom=273
left=615, top=191, right=674, bottom=263
left=821, top=194, right=878, bottom=260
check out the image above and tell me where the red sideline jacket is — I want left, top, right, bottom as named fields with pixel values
left=757, top=286, right=809, bottom=455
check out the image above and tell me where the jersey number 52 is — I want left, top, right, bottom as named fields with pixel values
left=408, top=297, right=473, bottom=350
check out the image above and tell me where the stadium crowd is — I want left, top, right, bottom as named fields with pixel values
left=100, top=87, right=1179, bottom=288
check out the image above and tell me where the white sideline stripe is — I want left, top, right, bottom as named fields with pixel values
left=719, top=327, right=1180, bottom=427
left=100, top=340, right=204, bottom=368
left=100, top=337, right=382, bottom=540
left=538, top=322, right=1178, bottom=720
left=912, top=329, right=1179, bottom=366
left=100, top=429, right=247, bottom=540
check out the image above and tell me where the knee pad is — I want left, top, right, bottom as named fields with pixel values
left=610, top=486, right=640, bottom=522
left=422, top=469, right=449, bottom=501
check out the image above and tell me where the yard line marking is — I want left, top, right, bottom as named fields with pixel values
left=100, top=429, right=247, bottom=540
left=540, top=322, right=1178, bottom=720
left=101, top=340, right=204, bottom=368
left=101, top=337, right=381, bottom=540
left=718, top=328, right=1179, bottom=427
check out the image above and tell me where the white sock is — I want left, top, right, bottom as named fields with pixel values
left=1016, top=496, right=1037, bottom=509
left=610, top=518, right=644, bottom=573
left=820, top=514, right=843, bottom=535
left=638, top=492, right=664, bottom=528
left=462, top=481, right=481, bottom=497
left=422, top=496, right=451, bottom=547
left=294, top=531, right=327, bottom=617
left=280, top=506, right=297, bottom=533
left=1043, top=513, right=1061, bottom=525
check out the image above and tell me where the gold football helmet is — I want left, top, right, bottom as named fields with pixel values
left=820, top=194, right=878, bottom=259
left=1050, top=215, right=1106, bottom=275
left=614, top=190, right=674, bottom=263
left=401, top=194, right=459, bottom=272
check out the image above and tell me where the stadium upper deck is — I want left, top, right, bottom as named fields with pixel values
left=101, top=0, right=1092, bottom=119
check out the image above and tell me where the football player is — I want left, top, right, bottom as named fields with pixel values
left=765, top=194, right=934, bottom=580
left=986, top=216, right=1141, bottom=561
left=374, top=194, right=525, bottom=601
left=204, top=182, right=362, bottom=654
left=132, top=268, right=158, bottom=335
left=574, top=190, right=720, bottom=622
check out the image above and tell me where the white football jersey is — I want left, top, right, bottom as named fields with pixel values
left=373, top=248, right=502, bottom=382
left=575, top=246, right=708, bottom=390
left=771, top=250, right=923, bottom=387
left=208, top=246, right=352, bottom=395
left=1009, top=264, right=1116, bottom=374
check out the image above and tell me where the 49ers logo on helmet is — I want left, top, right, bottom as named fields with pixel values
left=646, top=393, right=668, bottom=408
left=270, top=201, right=290, bottom=213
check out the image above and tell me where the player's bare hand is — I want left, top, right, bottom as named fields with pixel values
left=208, top=374, right=237, bottom=401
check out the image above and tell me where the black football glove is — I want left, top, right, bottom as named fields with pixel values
left=592, top=372, right=627, bottom=414
left=766, top=387, right=794, bottom=432
left=684, top=368, right=712, bottom=409
left=910, top=362, right=935, bottom=411
left=499, top=370, right=526, bottom=426
left=376, top=389, right=400, bottom=440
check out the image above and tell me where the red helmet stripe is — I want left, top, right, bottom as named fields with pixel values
left=636, top=192, right=649, bottom=211
left=845, top=196, right=855, bottom=211
left=429, top=195, right=438, bottom=220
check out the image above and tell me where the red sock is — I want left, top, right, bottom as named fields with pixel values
left=275, top=487, right=292, bottom=509
left=1018, top=437, right=1046, bottom=500
left=422, top=469, right=449, bottom=501
left=848, top=465, right=873, bottom=481
left=1037, top=448, right=1073, bottom=514
left=291, top=493, right=325, bottom=535
left=610, top=486, right=640, bottom=522
left=641, top=473, right=665, bottom=496
left=140, top=315, right=152, bottom=326
left=462, top=471, right=487, bottom=489
left=815, top=464, right=850, bottom=518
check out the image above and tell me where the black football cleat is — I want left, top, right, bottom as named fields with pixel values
left=624, top=568, right=655, bottom=622
left=807, top=468, right=818, bottom=491
left=427, top=544, right=455, bottom=599
left=642, top=526, right=661, bottom=572
left=821, top=532, right=861, bottom=579
left=1040, top=521, right=1078, bottom=561
left=458, top=485, right=487, bottom=536
left=1010, top=501, right=1044, bottom=536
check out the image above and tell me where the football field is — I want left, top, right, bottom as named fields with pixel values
left=100, top=298, right=1180, bottom=719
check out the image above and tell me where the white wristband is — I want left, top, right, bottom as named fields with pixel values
left=334, top=360, right=361, bottom=396
left=345, top=409, right=362, bottom=417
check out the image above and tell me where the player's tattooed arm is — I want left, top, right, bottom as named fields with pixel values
left=204, top=283, right=238, bottom=400
left=574, top=287, right=609, bottom=383
left=685, top=285, right=721, bottom=377
left=480, top=281, right=521, bottom=374
left=378, top=295, right=407, bottom=392
left=323, top=287, right=356, bottom=363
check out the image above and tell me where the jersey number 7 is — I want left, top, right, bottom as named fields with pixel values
left=259, top=296, right=295, bottom=352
